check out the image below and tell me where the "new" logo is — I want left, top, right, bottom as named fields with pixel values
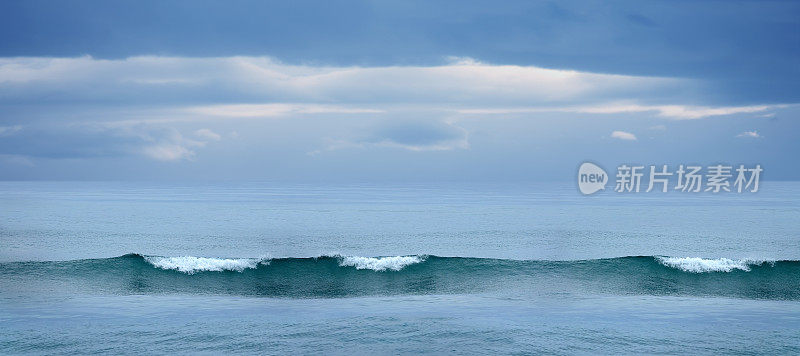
left=578, top=162, right=607, bottom=195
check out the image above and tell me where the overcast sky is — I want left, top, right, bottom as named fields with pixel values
left=0, top=0, right=798, bottom=181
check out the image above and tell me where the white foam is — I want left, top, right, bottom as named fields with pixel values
left=143, top=256, right=267, bottom=274
left=339, top=255, right=424, bottom=271
left=656, top=256, right=771, bottom=273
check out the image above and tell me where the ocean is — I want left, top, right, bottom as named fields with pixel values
left=1, top=181, right=799, bottom=354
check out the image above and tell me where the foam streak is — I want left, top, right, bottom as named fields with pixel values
left=656, top=257, right=770, bottom=273
left=143, top=256, right=266, bottom=274
left=339, top=255, right=424, bottom=271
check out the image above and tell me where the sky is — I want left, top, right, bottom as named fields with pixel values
left=0, top=0, right=798, bottom=181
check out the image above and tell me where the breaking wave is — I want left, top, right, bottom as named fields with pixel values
left=143, top=256, right=269, bottom=274
left=338, top=255, right=425, bottom=271
left=656, top=256, right=773, bottom=273
left=2, top=255, right=798, bottom=300
left=141, top=254, right=425, bottom=273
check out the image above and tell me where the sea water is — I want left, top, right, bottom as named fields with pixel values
left=1, top=181, right=799, bottom=354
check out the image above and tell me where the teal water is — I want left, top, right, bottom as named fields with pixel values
left=3, top=254, right=800, bottom=300
left=1, top=182, right=799, bottom=354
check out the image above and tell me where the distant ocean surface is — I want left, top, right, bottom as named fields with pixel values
left=1, top=181, right=799, bottom=354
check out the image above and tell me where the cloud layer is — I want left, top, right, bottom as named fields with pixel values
left=0, top=56, right=793, bottom=173
left=0, top=56, right=687, bottom=107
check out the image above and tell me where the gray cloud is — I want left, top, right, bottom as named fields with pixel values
left=0, top=56, right=688, bottom=108
left=0, top=125, right=22, bottom=136
left=366, top=120, right=469, bottom=151
left=0, top=123, right=218, bottom=161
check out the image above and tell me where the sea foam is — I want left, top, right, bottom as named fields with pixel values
left=338, top=255, right=425, bottom=271
left=656, top=256, right=771, bottom=273
left=143, top=255, right=267, bottom=274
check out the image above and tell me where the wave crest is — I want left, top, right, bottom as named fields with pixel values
left=143, top=255, right=267, bottom=274
left=338, top=255, right=425, bottom=271
left=656, top=256, right=772, bottom=273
